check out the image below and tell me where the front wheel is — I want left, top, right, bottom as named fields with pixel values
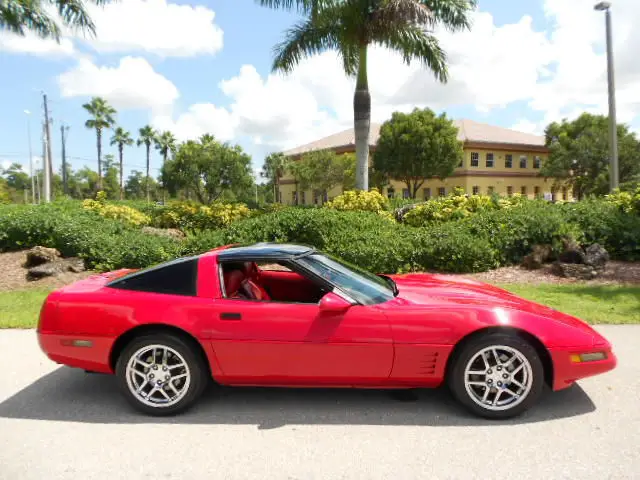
left=448, top=333, right=545, bottom=419
left=115, top=333, right=208, bottom=416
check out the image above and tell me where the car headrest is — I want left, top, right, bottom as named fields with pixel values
left=243, top=261, right=258, bottom=278
left=224, top=270, right=245, bottom=297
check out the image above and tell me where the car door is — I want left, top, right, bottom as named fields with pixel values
left=208, top=289, right=394, bottom=386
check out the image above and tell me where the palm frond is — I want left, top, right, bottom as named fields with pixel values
left=0, top=0, right=61, bottom=39
left=376, top=25, right=448, bottom=82
left=55, top=0, right=96, bottom=37
left=272, top=15, right=344, bottom=73
left=420, top=0, right=476, bottom=32
left=371, top=0, right=435, bottom=30
left=255, top=0, right=333, bottom=15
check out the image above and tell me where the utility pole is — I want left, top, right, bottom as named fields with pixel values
left=61, top=124, right=69, bottom=195
left=42, top=92, right=52, bottom=202
left=595, top=1, right=619, bottom=191
left=24, top=110, right=35, bottom=203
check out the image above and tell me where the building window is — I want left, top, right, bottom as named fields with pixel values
left=562, top=187, right=568, bottom=201
left=301, top=191, right=306, bottom=205
left=470, top=152, right=479, bottom=167
left=534, top=186, right=540, bottom=198
left=458, top=157, right=463, bottom=168
left=438, top=187, right=446, bottom=197
left=487, top=186, right=495, bottom=194
left=520, top=155, right=527, bottom=168
left=292, top=191, right=298, bottom=205
left=486, top=153, right=494, bottom=168
left=472, top=186, right=479, bottom=195
left=323, top=191, right=328, bottom=203
left=387, top=187, right=395, bottom=199
left=507, top=186, right=513, bottom=197
left=505, top=154, right=513, bottom=168
left=423, top=188, right=431, bottom=200
left=402, top=188, right=410, bottom=199
left=534, top=156, right=541, bottom=169
left=521, top=186, right=527, bottom=196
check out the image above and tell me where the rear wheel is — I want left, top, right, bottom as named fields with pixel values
left=115, top=333, right=208, bottom=416
left=448, top=333, right=544, bottom=419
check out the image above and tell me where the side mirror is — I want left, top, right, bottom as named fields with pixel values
left=318, top=292, right=352, bottom=313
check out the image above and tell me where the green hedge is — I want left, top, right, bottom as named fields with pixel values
left=0, top=201, right=181, bottom=271
left=2, top=198, right=640, bottom=275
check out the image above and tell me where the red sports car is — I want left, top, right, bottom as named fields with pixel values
left=37, top=243, right=616, bottom=419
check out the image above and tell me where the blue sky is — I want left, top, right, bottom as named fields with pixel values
left=0, top=0, right=637, bottom=182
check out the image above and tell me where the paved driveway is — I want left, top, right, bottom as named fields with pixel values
left=0, top=326, right=638, bottom=480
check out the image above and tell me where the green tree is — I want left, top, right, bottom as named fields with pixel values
left=261, top=152, right=289, bottom=202
left=110, top=127, right=134, bottom=199
left=83, top=97, right=116, bottom=191
left=162, top=135, right=254, bottom=203
left=1, top=162, right=30, bottom=191
left=543, top=113, right=640, bottom=199
left=68, top=166, right=99, bottom=199
left=259, top=0, right=475, bottom=191
left=101, top=154, right=120, bottom=199
left=137, top=125, right=157, bottom=202
left=290, top=149, right=354, bottom=200
left=155, top=130, right=177, bottom=202
left=1, top=0, right=110, bottom=41
left=0, top=177, right=10, bottom=203
left=373, top=108, right=463, bottom=198
left=125, top=170, right=159, bottom=201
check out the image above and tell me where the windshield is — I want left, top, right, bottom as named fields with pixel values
left=297, top=253, right=395, bottom=305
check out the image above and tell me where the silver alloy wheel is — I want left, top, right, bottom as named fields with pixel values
left=125, top=344, right=191, bottom=408
left=463, top=345, right=534, bottom=412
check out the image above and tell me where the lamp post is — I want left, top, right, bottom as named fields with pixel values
left=24, top=109, right=36, bottom=203
left=594, top=1, right=618, bottom=191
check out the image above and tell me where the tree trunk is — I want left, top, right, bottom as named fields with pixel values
left=162, top=152, right=167, bottom=204
left=146, top=144, right=150, bottom=202
left=96, top=128, right=103, bottom=192
left=118, top=144, right=124, bottom=200
left=353, top=44, right=371, bottom=192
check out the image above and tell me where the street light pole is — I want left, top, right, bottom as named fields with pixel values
left=595, top=1, right=618, bottom=191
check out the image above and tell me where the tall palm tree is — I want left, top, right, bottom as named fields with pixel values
left=261, top=152, right=289, bottom=202
left=83, top=97, right=116, bottom=191
left=110, top=127, right=134, bottom=200
left=137, top=125, right=157, bottom=202
left=258, top=0, right=476, bottom=191
left=154, top=131, right=177, bottom=203
left=1, top=0, right=111, bottom=42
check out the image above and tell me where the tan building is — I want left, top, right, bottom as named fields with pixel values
left=278, top=118, right=571, bottom=205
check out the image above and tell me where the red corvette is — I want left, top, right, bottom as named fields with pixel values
left=37, top=243, right=616, bottom=419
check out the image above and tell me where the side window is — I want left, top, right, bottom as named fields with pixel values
left=108, top=257, right=198, bottom=296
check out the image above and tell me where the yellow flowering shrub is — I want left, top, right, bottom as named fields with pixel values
left=83, top=192, right=151, bottom=227
left=404, top=190, right=501, bottom=226
left=324, top=189, right=390, bottom=214
left=606, top=187, right=640, bottom=214
left=153, top=200, right=251, bottom=230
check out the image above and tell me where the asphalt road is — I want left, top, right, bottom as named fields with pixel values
left=0, top=326, right=639, bottom=480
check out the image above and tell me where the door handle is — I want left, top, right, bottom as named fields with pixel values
left=221, top=312, right=242, bottom=321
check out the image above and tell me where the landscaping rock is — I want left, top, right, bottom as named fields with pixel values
left=522, top=244, right=553, bottom=270
left=24, top=246, right=60, bottom=267
left=142, top=226, right=185, bottom=240
left=551, top=262, right=598, bottom=280
left=26, top=257, right=86, bottom=281
left=557, top=238, right=586, bottom=264
left=394, top=203, right=426, bottom=222
left=584, top=243, right=609, bottom=271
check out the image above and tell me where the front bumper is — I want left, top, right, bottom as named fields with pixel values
left=549, top=346, right=617, bottom=390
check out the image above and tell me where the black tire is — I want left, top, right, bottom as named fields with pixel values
left=115, top=333, right=208, bottom=416
left=447, top=333, right=545, bottom=420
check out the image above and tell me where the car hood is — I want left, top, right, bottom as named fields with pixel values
left=386, top=272, right=593, bottom=331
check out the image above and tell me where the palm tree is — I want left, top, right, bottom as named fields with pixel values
left=1, top=0, right=111, bottom=42
left=137, top=125, right=157, bottom=202
left=258, top=0, right=476, bottom=191
left=83, top=97, right=116, bottom=191
left=261, top=152, right=289, bottom=203
left=154, top=131, right=177, bottom=203
left=110, top=127, right=134, bottom=200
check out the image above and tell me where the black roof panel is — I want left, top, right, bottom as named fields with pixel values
left=217, top=243, right=313, bottom=260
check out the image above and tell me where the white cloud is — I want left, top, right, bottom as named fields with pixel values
left=152, top=103, right=237, bottom=142
left=57, top=57, right=179, bottom=111
left=1, top=0, right=223, bottom=58
left=80, top=0, right=224, bottom=57
left=0, top=31, right=75, bottom=56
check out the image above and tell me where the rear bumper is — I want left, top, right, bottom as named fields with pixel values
left=550, top=347, right=617, bottom=391
left=37, top=332, right=114, bottom=374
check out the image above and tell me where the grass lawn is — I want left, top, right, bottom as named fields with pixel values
left=498, top=284, right=640, bottom=324
left=0, top=289, right=51, bottom=329
left=0, top=284, right=638, bottom=328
